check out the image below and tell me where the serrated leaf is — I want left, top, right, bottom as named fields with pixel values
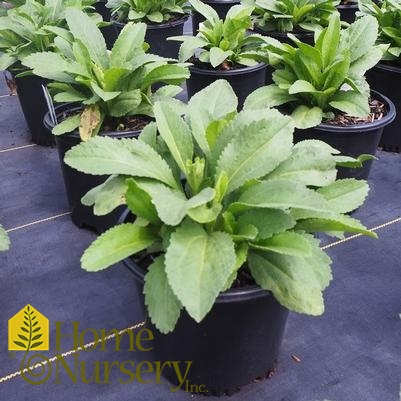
left=243, top=85, right=295, bottom=109
left=215, top=109, right=294, bottom=194
left=250, top=231, right=312, bottom=256
left=231, top=179, right=331, bottom=214
left=288, top=80, right=318, bottom=94
left=154, top=101, right=193, bottom=175
left=81, top=223, right=156, bottom=271
left=249, top=236, right=332, bottom=315
left=329, top=91, right=370, bottom=117
left=317, top=179, right=369, bottom=213
left=237, top=209, right=296, bottom=240
left=165, top=220, right=236, bottom=322
left=64, top=136, right=178, bottom=189
left=144, top=256, right=182, bottom=334
left=109, top=90, right=142, bottom=117
left=291, top=105, right=323, bottom=129
left=81, top=175, right=128, bottom=216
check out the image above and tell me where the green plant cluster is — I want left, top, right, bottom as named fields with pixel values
left=106, top=0, right=189, bottom=24
left=358, top=0, right=401, bottom=63
left=64, top=80, right=375, bottom=333
left=246, top=14, right=387, bottom=128
left=23, top=9, right=189, bottom=139
left=243, top=0, right=340, bottom=33
left=0, top=0, right=98, bottom=70
left=170, top=0, right=268, bottom=68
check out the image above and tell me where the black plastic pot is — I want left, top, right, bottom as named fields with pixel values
left=121, top=219, right=289, bottom=396
left=192, top=0, right=240, bottom=35
left=187, top=62, right=267, bottom=108
left=113, top=15, right=189, bottom=59
left=94, top=1, right=116, bottom=49
left=337, top=3, right=358, bottom=24
left=12, top=72, right=55, bottom=146
left=367, top=62, right=401, bottom=152
left=294, top=91, right=396, bottom=180
left=44, top=104, right=141, bottom=233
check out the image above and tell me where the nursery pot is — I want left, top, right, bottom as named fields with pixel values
left=113, top=15, right=189, bottom=59
left=44, top=104, right=142, bottom=233
left=121, top=219, right=289, bottom=395
left=367, top=62, right=401, bottom=152
left=187, top=62, right=267, bottom=108
left=11, top=72, right=54, bottom=146
left=192, top=0, right=240, bottom=35
left=294, top=91, right=396, bottom=180
left=94, top=0, right=116, bottom=49
left=337, top=3, right=358, bottom=24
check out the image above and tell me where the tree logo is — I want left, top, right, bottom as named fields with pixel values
left=8, top=304, right=49, bottom=351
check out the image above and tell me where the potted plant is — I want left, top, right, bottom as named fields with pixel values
left=64, top=79, right=376, bottom=394
left=244, top=0, right=340, bottom=45
left=337, top=0, right=358, bottom=23
left=23, top=9, right=189, bottom=233
left=107, top=0, right=190, bottom=58
left=0, top=225, right=10, bottom=251
left=191, top=0, right=241, bottom=35
left=0, top=0, right=100, bottom=146
left=170, top=0, right=268, bottom=106
left=360, top=0, right=401, bottom=152
left=245, top=14, right=396, bottom=179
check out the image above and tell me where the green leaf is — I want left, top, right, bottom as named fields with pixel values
left=334, top=154, right=375, bottom=168
left=215, top=109, right=294, bottom=194
left=249, top=237, right=332, bottom=315
left=144, top=256, right=182, bottom=334
left=81, top=223, right=156, bottom=271
left=65, top=9, right=108, bottom=69
left=165, top=220, right=236, bottom=322
left=288, top=80, right=318, bottom=94
left=231, top=179, right=331, bottom=214
left=250, top=232, right=312, bottom=257
left=209, top=47, right=232, bottom=67
left=189, top=0, right=219, bottom=24
left=317, top=179, right=369, bottom=214
left=243, top=85, right=295, bottom=109
left=267, top=140, right=337, bottom=186
left=64, top=136, right=178, bottom=189
left=320, top=14, right=340, bottom=68
left=154, top=101, right=193, bottom=175
left=237, top=209, right=296, bottom=240
left=81, top=175, right=128, bottom=216
left=0, top=225, right=10, bottom=251
left=109, top=89, right=142, bottom=117
left=291, top=105, right=323, bottom=129
left=329, top=91, right=369, bottom=117
left=52, top=114, right=81, bottom=136
left=187, top=79, right=237, bottom=157
left=125, top=179, right=159, bottom=224
left=141, top=64, right=190, bottom=89
left=173, top=35, right=209, bottom=62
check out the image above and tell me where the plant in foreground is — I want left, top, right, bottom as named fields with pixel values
left=358, top=0, right=401, bottom=64
left=170, top=0, right=268, bottom=68
left=64, top=80, right=375, bottom=334
left=106, top=0, right=189, bottom=24
left=22, top=9, right=189, bottom=140
left=245, top=14, right=387, bottom=128
left=243, top=0, right=340, bottom=33
left=0, top=0, right=99, bottom=70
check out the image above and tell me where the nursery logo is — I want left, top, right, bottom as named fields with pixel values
left=6, top=306, right=205, bottom=392
left=8, top=305, right=49, bottom=351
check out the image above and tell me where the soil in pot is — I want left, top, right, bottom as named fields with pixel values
left=187, top=59, right=267, bottom=108
left=337, top=2, right=358, bottom=24
left=9, top=71, right=55, bottom=146
left=121, top=223, right=289, bottom=396
left=366, top=62, right=401, bottom=152
left=113, top=15, right=189, bottom=59
left=192, top=0, right=241, bottom=35
left=44, top=104, right=147, bottom=233
left=294, top=91, right=396, bottom=180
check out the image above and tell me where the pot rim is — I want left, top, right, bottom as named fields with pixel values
left=43, top=103, right=145, bottom=138
left=189, top=61, right=266, bottom=76
left=119, top=209, right=273, bottom=304
left=313, top=90, right=396, bottom=133
left=253, top=25, right=314, bottom=38
left=336, top=3, right=359, bottom=9
left=199, top=0, right=240, bottom=3
left=113, top=13, right=189, bottom=30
